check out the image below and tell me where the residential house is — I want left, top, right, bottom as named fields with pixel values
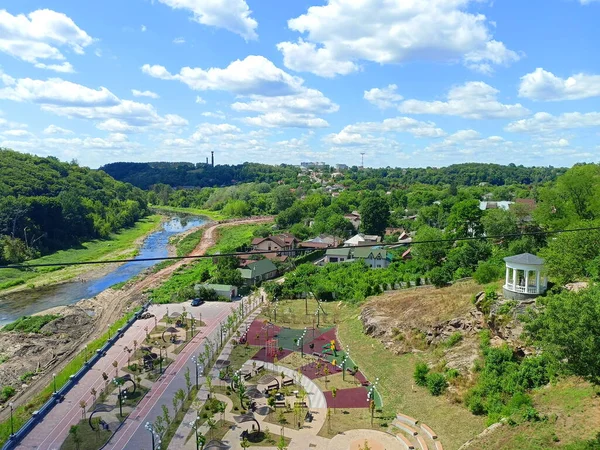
left=238, top=259, right=278, bottom=285
left=195, top=283, right=238, bottom=300
left=324, top=247, right=352, bottom=264
left=353, top=247, right=392, bottom=269
left=385, top=227, right=405, bottom=236
left=336, top=164, right=349, bottom=171
left=344, top=233, right=381, bottom=247
left=343, top=212, right=361, bottom=230
left=401, top=247, right=412, bottom=260
left=299, top=234, right=339, bottom=249
left=252, top=233, right=298, bottom=254
left=397, top=231, right=413, bottom=244
left=479, top=201, right=514, bottom=211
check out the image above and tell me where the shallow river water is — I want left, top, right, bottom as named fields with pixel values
left=0, top=216, right=205, bottom=326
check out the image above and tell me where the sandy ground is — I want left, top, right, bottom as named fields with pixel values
left=0, top=216, right=273, bottom=421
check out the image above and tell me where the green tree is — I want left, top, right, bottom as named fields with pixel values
left=412, top=226, right=449, bottom=270
left=69, top=425, right=82, bottom=450
left=481, top=209, right=518, bottom=240
left=359, top=194, right=390, bottom=235
left=525, top=286, right=600, bottom=385
left=447, top=199, right=483, bottom=237
left=272, top=186, right=296, bottom=212
left=276, top=203, right=304, bottom=228
left=540, top=220, right=600, bottom=284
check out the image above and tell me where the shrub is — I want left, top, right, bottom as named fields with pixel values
left=446, top=369, right=460, bottom=380
left=0, top=386, right=16, bottom=403
left=444, top=332, right=463, bottom=348
left=414, top=363, right=430, bottom=387
left=426, top=373, right=448, bottom=396
left=428, top=266, right=452, bottom=288
left=474, top=261, right=503, bottom=284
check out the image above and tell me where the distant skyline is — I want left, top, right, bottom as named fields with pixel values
left=0, top=0, right=599, bottom=169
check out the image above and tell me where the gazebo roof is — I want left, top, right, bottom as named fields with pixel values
left=504, top=253, right=544, bottom=265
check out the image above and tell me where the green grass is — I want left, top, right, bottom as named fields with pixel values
left=150, top=224, right=262, bottom=304
left=337, top=311, right=487, bottom=450
left=2, top=314, right=59, bottom=333
left=159, top=387, right=199, bottom=449
left=59, top=418, right=112, bottom=450
left=0, top=215, right=162, bottom=291
left=0, top=310, right=138, bottom=446
left=151, top=205, right=228, bottom=221
left=173, top=229, right=205, bottom=257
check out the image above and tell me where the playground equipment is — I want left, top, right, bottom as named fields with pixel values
left=322, top=340, right=337, bottom=356
left=266, top=338, right=278, bottom=357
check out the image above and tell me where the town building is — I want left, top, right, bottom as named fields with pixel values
left=238, top=259, right=279, bottom=285
left=195, top=283, right=238, bottom=300
left=344, top=233, right=381, bottom=247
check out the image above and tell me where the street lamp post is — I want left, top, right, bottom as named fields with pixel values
left=145, top=422, right=161, bottom=450
left=9, top=402, right=14, bottom=437
left=190, top=415, right=201, bottom=450
left=114, top=378, right=124, bottom=417
left=191, top=356, right=202, bottom=390
left=52, top=373, right=57, bottom=394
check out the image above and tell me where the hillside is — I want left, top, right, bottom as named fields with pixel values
left=0, top=149, right=149, bottom=263
left=100, top=161, right=300, bottom=189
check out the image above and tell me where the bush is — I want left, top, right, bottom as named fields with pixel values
left=0, top=386, right=16, bottom=403
left=444, top=332, right=463, bottom=348
left=2, top=315, right=59, bottom=333
left=428, top=266, right=452, bottom=288
left=426, top=373, right=448, bottom=396
left=414, top=362, right=430, bottom=387
left=474, top=261, right=503, bottom=284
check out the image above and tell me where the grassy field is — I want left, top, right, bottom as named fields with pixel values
left=337, top=309, right=487, bottom=450
left=0, top=215, right=162, bottom=292
left=172, top=229, right=205, bottom=257
left=59, top=418, right=112, bottom=450
left=317, top=408, right=391, bottom=439
left=259, top=298, right=347, bottom=328
left=151, top=205, right=228, bottom=221
left=151, top=224, right=261, bottom=304
left=473, top=378, right=600, bottom=449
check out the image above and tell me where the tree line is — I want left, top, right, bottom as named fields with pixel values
left=0, top=149, right=149, bottom=264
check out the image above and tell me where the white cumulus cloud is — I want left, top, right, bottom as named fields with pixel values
left=132, top=89, right=160, bottom=99
left=156, top=0, right=258, bottom=41
left=277, top=0, right=520, bottom=77
left=364, top=85, right=404, bottom=109
left=519, top=68, right=600, bottom=101
left=399, top=82, right=529, bottom=119
left=43, top=124, right=73, bottom=135
left=0, top=9, right=94, bottom=72
left=506, top=112, right=600, bottom=133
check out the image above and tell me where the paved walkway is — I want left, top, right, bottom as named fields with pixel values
left=244, top=361, right=327, bottom=409
left=16, top=304, right=163, bottom=449
left=103, top=301, right=241, bottom=450
left=170, top=305, right=263, bottom=450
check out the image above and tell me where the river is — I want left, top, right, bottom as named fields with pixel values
left=0, top=216, right=205, bottom=326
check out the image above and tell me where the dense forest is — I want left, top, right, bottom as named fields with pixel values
left=100, top=161, right=300, bottom=189
left=0, top=149, right=149, bottom=264
left=103, top=161, right=566, bottom=190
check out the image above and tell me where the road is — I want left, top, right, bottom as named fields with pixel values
left=14, top=301, right=236, bottom=450
left=103, top=301, right=240, bottom=450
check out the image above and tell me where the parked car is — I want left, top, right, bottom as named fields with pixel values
left=191, top=298, right=204, bottom=307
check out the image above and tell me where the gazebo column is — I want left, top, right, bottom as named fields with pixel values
left=536, top=271, right=541, bottom=293
left=505, top=266, right=510, bottom=286
left=525, top=271, right=529, bottom=291
left=512, top=267, right=517, bottom=288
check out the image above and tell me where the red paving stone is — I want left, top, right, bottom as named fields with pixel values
left=245, top=319, right=281, bottom=346
left=324, top=387, right=370, bottom=408
left=298, top=358, right=343, bottom=380
left=251, top=346, right=293, bottom=363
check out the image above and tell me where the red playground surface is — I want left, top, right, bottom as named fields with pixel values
left=324, top=387, right=371, bottom=408
left=252, top=347, right=293, bottom=363
left=245, top=320, right=281, bottom=346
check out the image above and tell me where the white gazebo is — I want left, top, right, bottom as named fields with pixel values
left=503, top=253, right=547, bottom=300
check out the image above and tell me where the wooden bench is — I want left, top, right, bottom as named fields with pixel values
left=243, top=373, right=252, bottom=381
left=274, top=401, right=286, bottom=408
left=396, top=412, right=419, bottom=426
left=282, top=379, right=294, bottom=387
left=434, top=442, right=444, bottom=450
left=294, top=401, right=308, bottom=408
left=255, top=365, right=264, bottom=373
left=267, top=383, right=279, bottom=391
left=420, top=423, right=437, bottom=440
left=395, top=433, right=415, bottom=450
left=312, top=352, right=322, bottom=358
left=416, top=436, right=429, bottom=450
left=394, top=421, right=419, bottom=436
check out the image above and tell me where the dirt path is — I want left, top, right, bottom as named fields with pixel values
left=0, top=215, right=273, bottom=420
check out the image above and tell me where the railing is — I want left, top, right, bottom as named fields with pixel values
left=504, top=283, right=539, bottom=294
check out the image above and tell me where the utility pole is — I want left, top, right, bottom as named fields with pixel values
left=360, top=152, right=365, bottom=169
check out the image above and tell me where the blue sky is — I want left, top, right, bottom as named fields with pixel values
left=0, top=0, right=599, bottom=169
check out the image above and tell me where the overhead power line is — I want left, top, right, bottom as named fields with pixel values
left=1, top=226, right=598, bottom=270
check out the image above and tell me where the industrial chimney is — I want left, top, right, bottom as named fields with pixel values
left=211, top=151, right=214, bottom=167
left=206, top=156, right=208, bottom=164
